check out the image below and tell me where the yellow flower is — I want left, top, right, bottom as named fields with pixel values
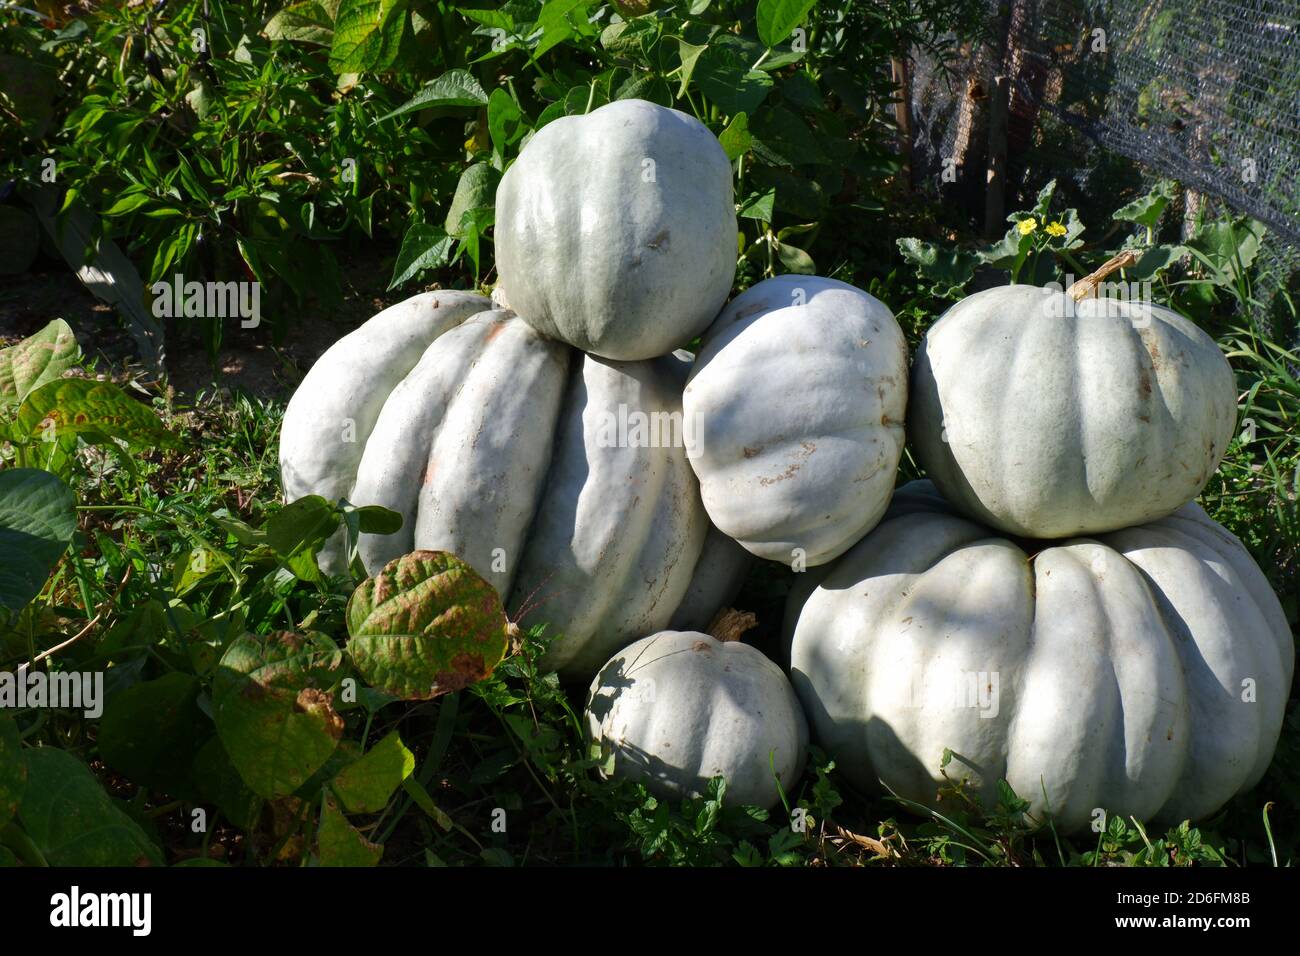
left=1046, top=221, right=1067, bottom=237
left=1017, top=218, right=1038, bottom=235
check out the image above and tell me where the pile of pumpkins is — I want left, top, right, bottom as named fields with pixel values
left=280, top=100, right=1293, bottom=830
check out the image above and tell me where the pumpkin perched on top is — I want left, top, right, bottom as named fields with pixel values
left=909, top=272, right=1236, bottom=538
left=495, top=99, right=736, bottom=361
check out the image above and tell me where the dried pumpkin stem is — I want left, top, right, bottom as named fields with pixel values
left=707, top=607, right=758, bottom=643
left=1066, top=251, right=1139, bottom=301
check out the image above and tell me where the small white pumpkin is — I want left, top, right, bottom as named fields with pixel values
left=280, top=293, right=735, bottom=679
left=495, top=99, right=736, bottom=361
left=786, top=480, right=1293, bottom=832
left=684, top=275, right=908, bottom=566
left=586, top=630, right=808, bottom=809
left=910, top=265, right=1237, bottom=538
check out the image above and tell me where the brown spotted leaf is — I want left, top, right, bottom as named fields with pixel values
left=11, top=377, right=178, bottom=450
left=346, top=550, right=509, bottom=700
left=213, top=631, right=345, bottom=798
left=0, top=318, right=79, bottom=408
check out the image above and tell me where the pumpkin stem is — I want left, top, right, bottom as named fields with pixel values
left=706, top=607, right=758, bottom=643
left=1066, top=251, right=1138, bottom=301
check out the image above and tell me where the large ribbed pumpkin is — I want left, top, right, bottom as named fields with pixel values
left=684, top=275, right=908, bottom=566
left=279, top=292, right=737, bottom=678
left=786, top=480, right=1293, bottom=833
left=910, top=282, right=1237, bottom=538
left=495, top=99, right=735, bottom=361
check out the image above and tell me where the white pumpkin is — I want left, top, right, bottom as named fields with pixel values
left=586, top=631, right=808, bottom=809
left=787, top=480, right=1293, bottom=833
left=684, top=275, right=908, bottom=566
left=280, top=293, right=735, bottom=678
left=495, top=99, right=736, bottom=361
left=910, top=282, right=1237, bottom=537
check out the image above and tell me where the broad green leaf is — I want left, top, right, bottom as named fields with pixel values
left=445, top=163, right=500, bottom=236
left=264, top=1, right=335, bottom=44
left=694, top=45, right=773, bottom=116
left=1113, top=180, right=1177, bottom=229
left=487, top=88, right=523, bottom=158
left=318, top=796, right=383, bottom=865
left=98, top=673, right=204, bottom=795
left=0, top=468, right=75, bottom=611
left=388, top=224, right=456, bottom=289
left=331, top=731, right=414, bottom=813
left=346, top=550, right=510, bottom=700
left=1130, top=243, right=1187, bottom=281
left=213, top=631, right=345, bottom=798
left=896, top=237, right=980, bottom=299
left=718, top=112, right=751, bottom=160
left=11, top=378, right=177, bottom=450
left=190, top=737, right=263, bottom=830
left=756, top=0, right=817, bottom=49
left=738, top=189, right=775, bottom=221
left=267, top=495, right=342, bottom=582
left=330, top=0, right=407, bottom=74
left=374, top=69, right=489, bottom=122
left=0, top=712, right=25, bottom=828
left=677, top=39, right=707, bottom=97
left=750, top=105, right=828, bottom=166
left=532, top=0, right=589, bottom=60
left=0, top=318, right=79, bottom=408
left=1185, top=218, right=1266, bottom=284
left=776, top=241, right=816, bottom=274
left=18, top=749, right=163, bottom=866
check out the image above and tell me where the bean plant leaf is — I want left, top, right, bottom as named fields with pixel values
left=264, top=1, right=336, bottom=45
left=18, top=748, right=163, bottom=866
left=694, top=45, right=773, bottom=116
left=98, top=673, right=204, bottom=795
left=330, top=0, right=408, bottom=74
left=346, top=550, right=510, bottom=700
left=375, top=69, right=489, bottom=122
left=331, top=731, right=414, bottom=813
left=11, top=378, right=177, bottom=450
left=388, top=224, right=457, bottom=289
left=213, top=631, right=346, bottom=798
left=0, top=318, right=79, bottom=409
left=445, top=163, right=500, bottom=236
left=718, top=112, right=752, bottom=160
left=0, top=712, right=25, bottom=828
left=756, top=0, right=817, bottom=48
left=318, top=795, right=383, bottom=865
left=0, top=468, right=76, bottom=611
left=267, top=495, right=342, bottom=582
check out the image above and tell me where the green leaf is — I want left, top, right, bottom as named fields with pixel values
left=718, top=111, right=751, bottom=160
left=331, top=731, right=414, bottom=813
left=0, top=468, right=75, bottom=612
left=264, top=1, right=336, bottom=45
left=756, top=0, right=817, bottom=48
left=1113, top=180, right=1177, bottom=230
left=388, top=224, right=456, bottom=289
left=330, top=0, right=407, bottom=74
left=318, top=795, right=383, bottom=865
left=101, top=191, right=151, bottom=217
left=0, top=318, right=79, bottom=408
left=532, top=0, right=590, bottom=60
left=750, top=105, right=828, bottom=166
left=346, top=550, right=510, bottom=700
left=11, top=378, right=176, bottom=450
left=896, top=237, right=980, bottom=298
left=738, top=189, right=775, bottom=221
left=0, top=712, right=25, bottom=829
left=776, top=241, right=816, bottom=274
left=694, top=45, right=773, bottom=116
left=98, top=673, right=204, bottom=795
left=267, top=495, right=342, bottom=583
left=445, top=163, right=500, bottom=236
left=18, top=749, right=163, bottom=866
left=677, top=39, right=708, bottom=97
left=487, top=88, right=524, bottom=158
left=1129, top=243, right=1186, bottom=282
left=1185, top=218, right=1266, bottom=284
left=213, top=631, right=346, bottom=798
left=190, top=737, right=263, bottom=831
left=375, top=69, right=488, bottom=122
